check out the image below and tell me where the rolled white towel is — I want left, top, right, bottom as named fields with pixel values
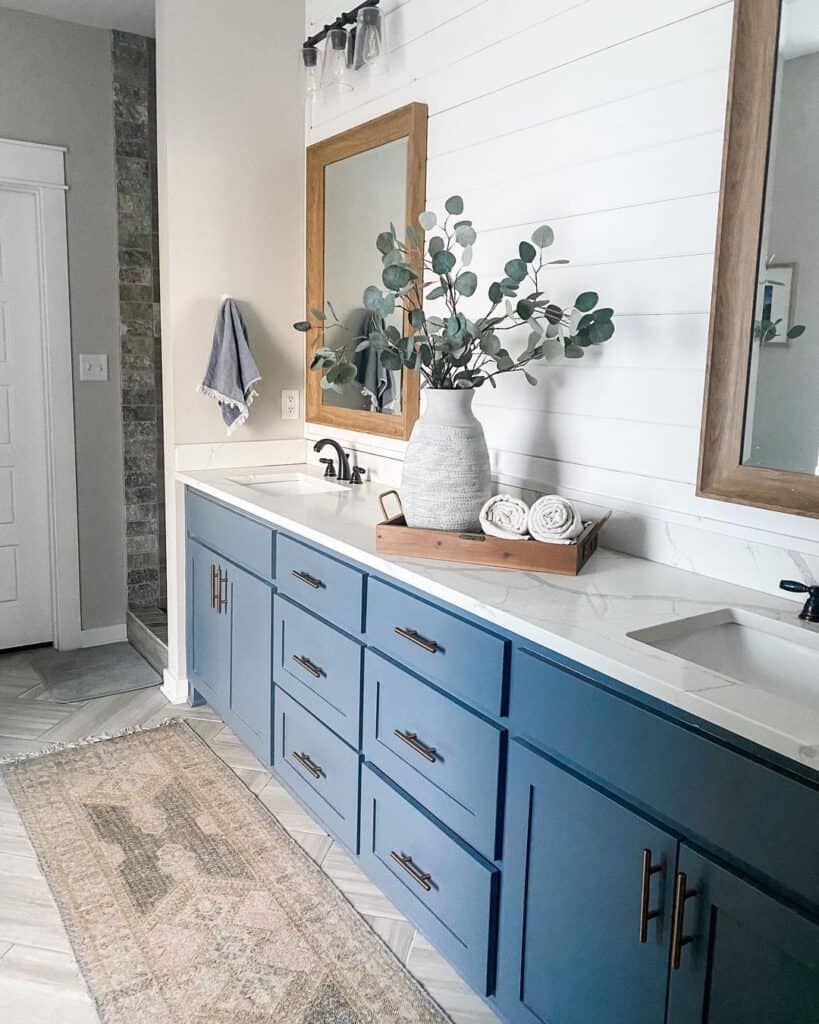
left=528, top=494, right=584, bottom=544
left=479, top=495, right=530, bottom=541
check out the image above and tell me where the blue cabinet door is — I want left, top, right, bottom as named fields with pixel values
left=667, top=845, right=819, bottom=1023
left=228, top=562, right=273, bottom=765
left=187, top=539, right=231, bottom=715
left=497, top=741, right=676, bottom=1024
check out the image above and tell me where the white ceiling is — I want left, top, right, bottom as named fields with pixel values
left=782, top=0, right=819, bottom=60
left=0, top=0, right=154, bottom=36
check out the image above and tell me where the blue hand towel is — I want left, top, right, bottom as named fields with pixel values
left=198, top=298, right=261, bottom=434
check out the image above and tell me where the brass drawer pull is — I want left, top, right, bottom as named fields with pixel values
left=639, top=848, right=664, bottom=943
left=669, top=871, right=698, bottom=969
left=394, top=729, right=438, bottom=763
left=394, top=626, right=439, bottom=654
left=293, top=654, right=325, bottom=679
left=390, top=851, right=433, bottom=892
left=218, top=567, right=228, bottom=614
left=292, top=569, right=324, bottom=590
left=210, top=563, right=217, bottom=610
left=292, top=751, right=323, bottom=780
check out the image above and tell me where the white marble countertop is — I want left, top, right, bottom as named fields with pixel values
left=178, top=465, right=819, bottom=773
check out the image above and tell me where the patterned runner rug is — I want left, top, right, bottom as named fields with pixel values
left=3, top=720, right=448, bottom=1023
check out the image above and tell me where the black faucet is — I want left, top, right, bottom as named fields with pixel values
left=313, top=438, right=351, bottom=482
left=780, top=580, right=819, bottom=623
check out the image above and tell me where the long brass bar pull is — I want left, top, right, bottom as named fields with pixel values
left=218, top=568, right=229, bottom=614
left=292, top=569, right=323, bottom=590
left=292, top=751, right=323, bottom=780
left=293, top=654, right=324, bottom=679
left=639, top=849, right=664, bottom=942
left=390, top=851, right=433, bottom=892
left=394, top=729, right=438, bottom=764
left=210, top=564, right=217, bottom=610
left=669, top=871, right=698, bottom=969
left=394, top=626, right=439, bottom=654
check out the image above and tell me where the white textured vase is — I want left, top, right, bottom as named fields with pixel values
left=401, top=389, right=491, bottom=531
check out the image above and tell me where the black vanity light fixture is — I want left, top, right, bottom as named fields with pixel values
left=302, top=0, right=387, bottom=96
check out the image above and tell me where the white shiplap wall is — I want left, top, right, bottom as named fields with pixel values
left=305, top=0, right=819, bottom=599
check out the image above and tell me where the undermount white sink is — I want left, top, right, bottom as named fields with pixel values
left=229, top=472, right=345, bottom=497
left=629, top=609, right=819, bottom=711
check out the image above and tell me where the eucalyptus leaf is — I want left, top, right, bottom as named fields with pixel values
left=426, top=285, right=446, bottom=300
left=516, top=298, right=535, bottom=321
left=787, top=324, right=806, bottom=339
left=588, top=321, right=615, bottom=344
left=429, top=235, right=445, bottom=256
left=519, top=241, right=537, bottom=264
left=432, top=250, right=457, bottom=275
left=293, top=320, right=312, bottom=332
left=382, top=263, right=415, bottom=291
left=488, top=282, right=503, bottom=304
left=419, top=210, right=437, bottom=230
left=455, top=224, right=477, bottom=247
left=575, top=291, right=599, bottom=313
left=564, top=344, right=585, bottom=359
left=380, top=349, right=403, bottom=371
left=376, top=231, right=395, bottom=255
left=532, top=225, right=555, bottom=248
left=504, top=259, right=527, bottom=283
left=409, top=308, right=426, bottom=327
left=406, top=224, right=422, bottom=248
left=461, top=245, right=474, bottom=267
left=445, top=195, right=465, bottom=216
left=523, top=371, right=537, bottom=385
left=479, top=333, right=500, bottom=355
left=455, top=271, right=478, bottom=297
left=363, top=285, right=383, bottom=311
left=310, top=307, right=326, bottom=321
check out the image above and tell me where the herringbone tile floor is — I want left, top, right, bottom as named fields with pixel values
left=0, top=648, right=499, bottom=1024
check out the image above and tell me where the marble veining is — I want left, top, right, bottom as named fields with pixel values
left=177, top=467, right=819, bottom=771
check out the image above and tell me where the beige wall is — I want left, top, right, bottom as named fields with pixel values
left=0, top=8, right=126, bottom=631
left=156, top=0, right=305, bottom=448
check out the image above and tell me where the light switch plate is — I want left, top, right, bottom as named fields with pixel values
left=79, top=354, right=109, bottom=382
left=281, top=389, right=300, bottom=420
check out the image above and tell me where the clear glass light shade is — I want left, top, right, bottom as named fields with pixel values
left=302, top=45, right=320, bottom=97
left=320, top=28, right=353, bottom=93
left=354, top=7, right=388, bottom=73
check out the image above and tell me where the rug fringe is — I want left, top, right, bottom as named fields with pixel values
left=0, top=717, right=183, bottom=767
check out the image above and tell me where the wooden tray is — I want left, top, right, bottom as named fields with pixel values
left=376, top=492, right=609, bottom=576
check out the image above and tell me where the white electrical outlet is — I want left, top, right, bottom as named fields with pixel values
left=79, top=354, right=109, bottom=382
left=281, top=389, right=300, bottom=420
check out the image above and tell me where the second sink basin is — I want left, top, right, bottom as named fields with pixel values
left=629, top=608, right=819, bottom=711
left=229, top=472, right=345, bottom=497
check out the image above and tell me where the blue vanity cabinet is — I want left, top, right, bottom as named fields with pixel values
left=497, top=740, right=677, bottom=1024
left=187, top=538, right=231, bottom=714
left=666, top=846, right=819, bottom=1024
left=228, top=560, right=273, bottom=764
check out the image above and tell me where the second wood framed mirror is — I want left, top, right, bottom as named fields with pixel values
left=305, top=103, right=428, bottom=440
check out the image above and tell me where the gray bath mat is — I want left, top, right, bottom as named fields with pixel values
left=30, top=642, right=160, bottom=703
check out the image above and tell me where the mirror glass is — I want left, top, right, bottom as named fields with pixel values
left=322, top=137, right=408, bottom=416
left=743, top=0, right=819, bottom=475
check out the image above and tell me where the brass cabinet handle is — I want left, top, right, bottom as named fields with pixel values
left=210, top=564, right=217, bottom=610
left=292, top=569, right=324, bottom=590
left=394, top=729, right=438, bottom=763
left=394, top=626, right=439, bottom=654
left=292, top=654, right=325, bottom=679
left=669, top=871, right=698, bottom=969
left=292, top=751, right=323, bottom=780
left=218, top=567, right=228, bottom=614
left=639, top=848, right=664, bottom=943
left=390, top=850, right=433, bottom=892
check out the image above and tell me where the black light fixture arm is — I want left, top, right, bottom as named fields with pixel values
left=304, top=0, right=380, bottom=49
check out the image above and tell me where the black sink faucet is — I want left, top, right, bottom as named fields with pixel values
left=313, top=438, right=351, bottom=482
left=780, top=580, right=819, bottom=623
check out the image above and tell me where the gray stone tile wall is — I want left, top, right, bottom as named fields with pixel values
left=113, top=31, right=165, bottom=611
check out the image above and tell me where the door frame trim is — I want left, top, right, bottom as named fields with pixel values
left=0, top=137, right=82, bottom=649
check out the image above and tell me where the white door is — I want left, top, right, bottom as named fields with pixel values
left=0, top=188, right=53, bottom=648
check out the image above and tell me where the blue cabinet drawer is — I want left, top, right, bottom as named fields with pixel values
left=186, top=489, right=274, bottom=581
left=275, top=597, right=363, bottom=748
left=360, top=764, right=499, bottom=995
left=273, top=687, right=360, bottom=852
left=510, top=646, right=819, bottom=911
left=277, top=535, right=364, bottom=635
left=363, top=652, right=503, bottom=859
left=365, top=579, right=506, bottom=716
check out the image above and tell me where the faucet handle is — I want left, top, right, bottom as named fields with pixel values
left=780, top=580, right=819, bottom=623
left=319, top=458, right=336, bottom=478
left=350, top=466, right=367, bottom=485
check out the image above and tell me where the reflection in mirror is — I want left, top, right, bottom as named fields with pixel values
left=743, top=0, right=819, bottom=475
left=322, top=137, right=408, bottom=416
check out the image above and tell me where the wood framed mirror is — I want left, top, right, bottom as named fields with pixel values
left=698, top=0, right=819, bottom=517
left=305, top=103, right=428, bottom=440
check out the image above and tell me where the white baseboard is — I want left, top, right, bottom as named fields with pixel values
left=80, top=624, right=127, bottom=648
left=161, top=668, right=189, bottom=705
